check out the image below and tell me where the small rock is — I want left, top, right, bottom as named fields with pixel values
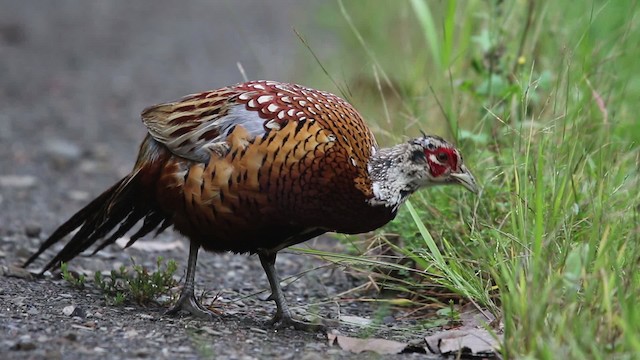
left=250, top=327, right=267, bottom=335
left=134, top=349, right=151, bottom=358
left=382, top=315, right=396, bottom=325
left=82, top=320, right=97, bottom=329
left=0, top=175, right=37, bottom=188
left=63, top=305, right=76, bottom=316
left=71, top=324, right=95, bottom=331
left=36, top=335, right=49, bottom=343
left=24, top=223, right=41, bottom=238
left=72, top=306, right=86, bottom=318
left=78, top=160, right=99, bottom=173
left=10, top=341, right=36, bottom=351
left=175, top=346, right=192, bottom=353
left=27, top=307, right=40, bottom=315
left=67, top=190, right=90, bottom=201
left=63, top=332, right=77, bottom=341
left=44, top=139, right=82, bottom=163
left=1, top=265, right=33, bottom=279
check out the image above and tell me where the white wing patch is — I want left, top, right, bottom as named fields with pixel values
left=145, top=104, right=268, bottom=163
left=213, top=105, right=267, bottom=143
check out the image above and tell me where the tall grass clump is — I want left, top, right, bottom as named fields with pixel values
left=303, top=0, right=640, bottom=358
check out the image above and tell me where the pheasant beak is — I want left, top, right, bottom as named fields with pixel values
left=450, top=165, right=479, bottom=194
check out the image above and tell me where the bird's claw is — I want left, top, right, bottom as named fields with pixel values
left=165, top=294, right=217, bottom=320
left=268, top=313, right=327, bottom=332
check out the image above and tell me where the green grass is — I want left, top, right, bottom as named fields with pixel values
left=61, top=262, right=86, bottom=289
left=93, top=257, right=178, bottom=306
left=60, top=257, right=178, bottom=306
left=298, top=0, right=640, bottom=358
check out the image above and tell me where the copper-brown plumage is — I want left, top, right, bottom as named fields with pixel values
left=24, top=80, right=478, bottom=331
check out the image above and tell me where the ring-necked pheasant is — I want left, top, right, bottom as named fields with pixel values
left=24, top=80, right=477, bottom=331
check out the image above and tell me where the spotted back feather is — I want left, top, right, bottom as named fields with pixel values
left=142, top=80, right=377, bottom=193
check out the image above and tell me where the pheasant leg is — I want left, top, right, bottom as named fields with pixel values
left=258, top=251, right=325, bottom=332
left=166, top=241, right=216, bottom=319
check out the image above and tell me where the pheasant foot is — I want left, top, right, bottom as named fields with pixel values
left=165, top=292, right=217, bottom=320
left=268, top=311, right=326, bottom=332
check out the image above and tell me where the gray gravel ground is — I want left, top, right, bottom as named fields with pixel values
left=0, top=1, right=441, bottom=359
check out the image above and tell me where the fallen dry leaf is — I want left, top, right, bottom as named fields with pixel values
left=327, top=306, right=502, bottom=358
left=425, top=328, right=500, bottom=356
left=327, top=332, right=424, bottom=355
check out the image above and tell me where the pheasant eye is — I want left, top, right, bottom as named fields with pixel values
left=436, top=152, right=449, bottom=162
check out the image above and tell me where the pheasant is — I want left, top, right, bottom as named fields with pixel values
left=23, top=80, right=478, bottom=331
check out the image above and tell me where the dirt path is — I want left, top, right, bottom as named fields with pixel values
left=0, top=2, right=438, bottom=359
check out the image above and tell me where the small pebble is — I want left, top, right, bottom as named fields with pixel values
left=0, top=175, right=36, bottom=188
left=138, top=313, right=154, bottom=320
left=250, top=327, right=267, bottom=335
left=1, top=265, right=33, bottom=279
left=24, top=223, right=41, bottom=238
left=37, top=335, right=49, bottom=343
left=44, top=139, right=82, bottom=162
left=134, top=349, right=151, bottom=358
left=71, top=306, right=86, bottom=318
left=67, top=190, right=90, bottom=201
left=63, top=305, right=76, bottom=316
left=11, top=341, right=36, bottom=351
left=27, top=307, right=40, bottom=315
left=383, top=315, right=396, bottom=326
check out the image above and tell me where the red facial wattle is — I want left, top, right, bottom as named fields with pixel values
left=424, top=147, right=459, bottom=178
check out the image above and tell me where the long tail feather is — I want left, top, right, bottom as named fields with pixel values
left=23, top=169, right=171, bottom=273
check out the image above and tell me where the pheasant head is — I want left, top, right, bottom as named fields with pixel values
left=367, top=135, right=478, bottom=209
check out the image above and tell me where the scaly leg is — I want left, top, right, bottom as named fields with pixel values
left=166, top=241, right=216, bottom=319
left=258, top=251, right=325, bottom=332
